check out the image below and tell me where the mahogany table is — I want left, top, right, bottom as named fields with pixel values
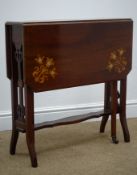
left=5, top=19, right=133, bottom=167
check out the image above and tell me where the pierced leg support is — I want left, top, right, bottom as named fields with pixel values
left=10, top=74, right=19, bottom=154
left=25, top=85, right=38, bottom=167
left=100, top=82, right=111, bottom=133
left=111, top=81, right=119, bottom=144
left=119, top=78, right=130, bottom=142
left=10, top=46, right=24, bottom=154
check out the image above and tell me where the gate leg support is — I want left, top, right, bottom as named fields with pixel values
left=111, top=81, right=119, bottom=144
left=100, top=82, right=111, bottom=133
left=119, top=78, right=130, bottom=142
left=10, top=79, right=19, bottom=155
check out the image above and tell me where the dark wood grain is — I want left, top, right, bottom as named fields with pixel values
left=35, top=110, right=107, bottom=130
left=119, top=78, right=130, bottom=142
left=9, top=32, right=19, bottom=155
left=111, top=81, right=119, bottom=144
left=23, top=19, right=133, bottom=92
left=6, top=19, right=133, bottom=92
left=5, top=24, right=12, bottom=79
left=10, top=65, right=19, bottom=154
left=5, top=19, right=133, bottom=167
left=100, top=82, right=111, bottom=132
left=25, top=85, right=37, bottom=167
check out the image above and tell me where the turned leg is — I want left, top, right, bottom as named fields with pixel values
left=10, top=79, right=19, bottom=154
left=25, top=85, right=37, bottom=167
left=119, top=78, right=130, bottom=142
left=100, top=82, right=111, bottom=132
left=111, top=81, right=119, bottom=144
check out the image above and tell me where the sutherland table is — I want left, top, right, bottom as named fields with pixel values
left=5, top=19, right=133, bottom=167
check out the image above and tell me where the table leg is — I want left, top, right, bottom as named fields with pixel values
left=119, top=78, right=130, bottom=142
left=25, top=85, right=38, bottom=167
left=111, top=81, right=119, bottom=144
left=10, top=79, right=19, bottom=154
left=100, top=82, right=111, bottom=132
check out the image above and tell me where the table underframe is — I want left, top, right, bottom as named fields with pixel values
left=10, top=77, right=130, bottom=167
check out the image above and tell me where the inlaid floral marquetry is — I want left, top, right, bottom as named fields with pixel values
left=32, top=56, right=57, bottom=84
left=106, top=48, right=127, bottom=74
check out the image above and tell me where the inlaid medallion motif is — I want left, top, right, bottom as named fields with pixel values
left=32, top=56, right=57, bottom=84
left=106, top=48, right=127, bottom=73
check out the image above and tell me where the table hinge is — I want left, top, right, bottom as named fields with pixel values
left=17, top=104, right=25, bottom=120
left=15, top=47, right=23, bottom=62
left=18, top=80, right=24, bottom=88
